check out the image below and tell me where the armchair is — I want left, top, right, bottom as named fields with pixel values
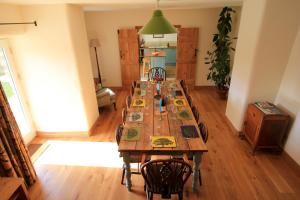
left=96, top=84, right=116, bottom=110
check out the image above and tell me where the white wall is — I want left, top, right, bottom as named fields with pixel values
left=0, top=5, right=24, bottom=37
left=226, top=0, right=300, bottom=130
left=66, top=5, right=99, bottom=130
left=275, top=27, right=300, bottom=165
left=84, top=8, right=240, bottom=87
left=9, top=5, right=98, bottom=133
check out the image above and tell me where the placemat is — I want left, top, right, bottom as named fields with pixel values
left=127, top=112, right=143, bottom=122
left=177, top=110, right=193, bottom=120
left=181, top=125, right=199, bottom=138
left=123, top=127, right=141, bottom=141
left=132, top=99, right=145, bottom=107
left=151, top=136, right=176, bottom=148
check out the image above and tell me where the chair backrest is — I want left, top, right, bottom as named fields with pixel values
left=186, top=94, right=193, bottom=107
left=141, top=159, right=192, bottom=198
left=122, top=108, right=127, bottom=125
left=130, top=85, right=134, bottom=96
left=148, top=67, right=166, bottom=81
left=132, top=81, right=137, bottom=88
left=180, top=80, right=188, bottom=94
left=115, top=124, right=123, bottom=145
left=191, top=105, right=199, bottom=123
left=126, top=95, right=131, bottom=109
left=198, top=122, right=208, bottom=143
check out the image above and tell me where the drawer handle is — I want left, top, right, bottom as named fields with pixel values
left=252, top=113, right=255, bottom=117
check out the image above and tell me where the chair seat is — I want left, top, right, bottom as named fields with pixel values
left=96, top=85, right=116, bottom=109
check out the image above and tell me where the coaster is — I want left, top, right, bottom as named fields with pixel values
left=151, top=136, right=176, bottom=148
left=174, top=99, right=186, bottom=106
left=123, top=127, right=141, bottom=141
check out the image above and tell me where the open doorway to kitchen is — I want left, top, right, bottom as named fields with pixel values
left=139, top=33, right=177, bottom=80
left=0, top=40, right=33, bottom=142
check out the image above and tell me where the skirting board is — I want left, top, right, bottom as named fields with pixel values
left=194, top=85, right=215, bottom=90
left=36, top=131, right=89, bottom=138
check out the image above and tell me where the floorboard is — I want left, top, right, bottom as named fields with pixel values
left=28, top=88, right=300, bottom=200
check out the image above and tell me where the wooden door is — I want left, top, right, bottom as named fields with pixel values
left=118, top=29, right=140, bottom=87
left=176, top=28, right=199, bottom=88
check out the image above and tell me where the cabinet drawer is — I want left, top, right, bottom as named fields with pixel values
left=247, top=105, right=262, bottom=122
left=244, top=105, right=262, bottom=144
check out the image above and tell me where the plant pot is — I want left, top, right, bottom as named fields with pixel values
left=216, top=87, right=229, bottom=99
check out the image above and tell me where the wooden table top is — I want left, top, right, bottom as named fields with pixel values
left=119, top=80, right=208, bottom=154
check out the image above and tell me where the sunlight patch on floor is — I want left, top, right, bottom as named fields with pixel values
left=34, top=140, right=137, bottom=168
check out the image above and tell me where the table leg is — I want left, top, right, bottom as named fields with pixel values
left=123, top=153, right=132, bottom=191
left=192, top=152, right=202, bottom=192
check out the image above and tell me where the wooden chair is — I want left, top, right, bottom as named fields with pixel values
left=126, top=95, right=131, bottom=110
left=130, top=85, right=134, bottom=96
left=121, top=108, right=127, bottom=125
left=186, top=94, right=193, bottom=107
left=199, top=121, right=209, bottom=144
left=148, top=67, right=166, bottom=81
left=180, top=80, right=188, bottom=94
left=186, top=121, right=209, bottom=186
left=143, top=57, right=151, bottom=78
left=141, top=159, right=192, bottom=200
left=196, top=121, right=208, bottom=185
left=115, top=124, right=146, bottom=185
left=191, top=105, right=200, bottom=123
left=132, top=81, right=137, bottom=88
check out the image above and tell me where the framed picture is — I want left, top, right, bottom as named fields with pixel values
left=153, top=34, right=164, bottom=38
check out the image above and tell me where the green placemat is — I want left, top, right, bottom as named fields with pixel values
left=127, top=112, right=143, bottom=122
left=123, top=127, right=141, bottom=141
left=177, top=110, right=193, bottom=120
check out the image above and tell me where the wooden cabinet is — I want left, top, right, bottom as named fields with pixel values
left=243, top=103, right=290, bottom=153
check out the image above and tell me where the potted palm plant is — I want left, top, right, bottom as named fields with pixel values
left=205, top=7, right=236, bottom=99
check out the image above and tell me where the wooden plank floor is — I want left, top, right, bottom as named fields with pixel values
left=28, top=88, right=300, bottom=200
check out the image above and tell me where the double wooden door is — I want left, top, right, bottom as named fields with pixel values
left=118, top=27, right=199, bottom=88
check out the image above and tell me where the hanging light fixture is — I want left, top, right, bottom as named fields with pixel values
left=139, top=0, right=177, bottom=35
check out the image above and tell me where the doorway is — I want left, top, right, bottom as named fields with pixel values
left=139, top=34, right=177, bottom=80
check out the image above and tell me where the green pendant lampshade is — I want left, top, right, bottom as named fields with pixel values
left=139, top=10, right=177, bottom=35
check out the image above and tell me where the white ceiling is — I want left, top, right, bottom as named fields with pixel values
left=0, top=0, right=243, bottom=11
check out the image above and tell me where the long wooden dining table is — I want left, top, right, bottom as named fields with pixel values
left=118, top=80, right=208, bottom=192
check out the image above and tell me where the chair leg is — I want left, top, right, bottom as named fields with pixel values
left=178, top=192, right=183, bottom=200
left=146, top=187, right=153, bottom=200
left=113, top=102, right=117, bottom=110
left=199, top=169, right=202, bottom=186
left=121, top=168, right=125, bottom=185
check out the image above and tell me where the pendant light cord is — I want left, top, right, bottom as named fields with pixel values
left=156, top=0, right=159, bottom=9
